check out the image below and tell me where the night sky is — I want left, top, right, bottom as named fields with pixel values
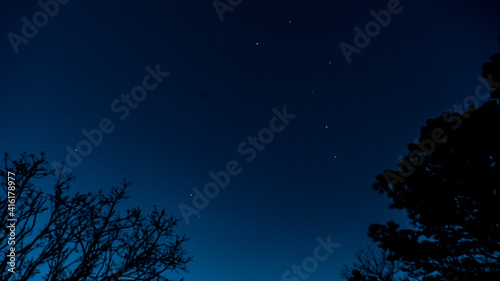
left=1, top=0, right=500, bottom=280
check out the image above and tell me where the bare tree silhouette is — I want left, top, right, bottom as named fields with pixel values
left=0, top=152, right=192, bottom=281
left=341, top=246, right=403, bottom=281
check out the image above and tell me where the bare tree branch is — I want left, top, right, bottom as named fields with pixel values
left=0, top=152, right=192, bottom=281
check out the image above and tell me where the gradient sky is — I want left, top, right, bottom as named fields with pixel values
left=1, top=0, right=500, bottom=280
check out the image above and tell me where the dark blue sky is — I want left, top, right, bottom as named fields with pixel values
left=1, top=0, right=500, bottom=280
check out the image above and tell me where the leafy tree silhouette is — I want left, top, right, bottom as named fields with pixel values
left=364, top=40, right=500, bottom=280
left=0, top=152, right=192, bottom=281
left=481, top=35, right=500, bottom=99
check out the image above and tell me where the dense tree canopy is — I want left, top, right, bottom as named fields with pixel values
left=481, top=35, right=500, bottom=99
left=342, top=39, right=500, bottom=281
